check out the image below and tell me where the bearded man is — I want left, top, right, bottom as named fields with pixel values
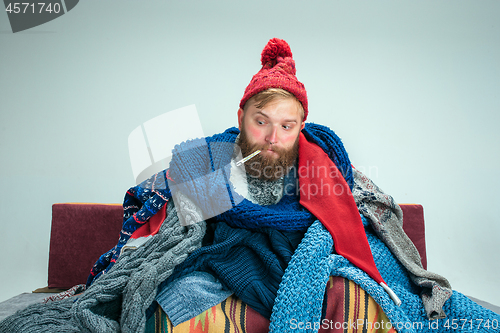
left=2, top=38, right=499, bottom=333
left=121, top=38, right=499, bottom=332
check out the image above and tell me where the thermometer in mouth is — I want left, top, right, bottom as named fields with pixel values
left=236, top=150, right=261, bottom=167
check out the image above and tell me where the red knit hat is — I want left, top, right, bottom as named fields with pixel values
left=240, top=38, right=309, bottom=121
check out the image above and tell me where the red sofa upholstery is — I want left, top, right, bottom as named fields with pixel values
left=46, top=203, right=427, bottom=290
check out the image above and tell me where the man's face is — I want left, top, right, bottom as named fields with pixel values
left=237, top=97, right=305, bottom=181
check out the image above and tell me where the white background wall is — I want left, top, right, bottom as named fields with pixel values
left=1, top=0, right=498, bottom=306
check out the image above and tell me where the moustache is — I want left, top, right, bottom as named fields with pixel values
left=255, top=144, right=285, bottom=155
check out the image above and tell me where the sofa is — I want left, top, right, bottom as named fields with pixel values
left=46, top=203, right=427, bottom=290
left=1, top=202, right=498, bottom=323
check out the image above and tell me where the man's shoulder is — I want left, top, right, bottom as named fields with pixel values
left=303, top=122, right=335, bottom=135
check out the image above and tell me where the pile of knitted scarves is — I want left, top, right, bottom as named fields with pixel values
left=1, top=123, right=499, bottom=333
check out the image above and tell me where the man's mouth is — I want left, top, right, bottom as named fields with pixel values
left=264, top=148, right=279, bottom=156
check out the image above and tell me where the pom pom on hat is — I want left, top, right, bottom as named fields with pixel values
left=240, top=38, right=308, bottom=120
left=261, top=38, right=293, bottom=67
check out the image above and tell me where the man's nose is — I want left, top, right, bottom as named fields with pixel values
left=266, top=126, right=278, bottom=145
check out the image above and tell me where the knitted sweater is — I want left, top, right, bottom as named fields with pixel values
left=154, top=161, right=304, bottom=322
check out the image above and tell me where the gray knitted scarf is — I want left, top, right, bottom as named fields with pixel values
left=352, top=168, right=452, bottom=319
left=0, top=203, right=206, bottom=333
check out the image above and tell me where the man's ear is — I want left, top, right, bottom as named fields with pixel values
left=300, top=121, right=305, bottom=131
left=237, top=108, right=244, bottom=131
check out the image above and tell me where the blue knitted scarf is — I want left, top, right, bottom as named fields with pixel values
left=87, top=123, right=352, bottom=286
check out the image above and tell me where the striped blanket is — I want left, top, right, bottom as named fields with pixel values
left=145, top=276, right=395, bottom=333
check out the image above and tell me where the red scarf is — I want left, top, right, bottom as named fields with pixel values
left=298, top=133, right=385, bottom=285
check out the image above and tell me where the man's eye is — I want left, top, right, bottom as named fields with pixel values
left=257, top=120, right=265, bottom=125
left=283, top=125, right=291, bottom=130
